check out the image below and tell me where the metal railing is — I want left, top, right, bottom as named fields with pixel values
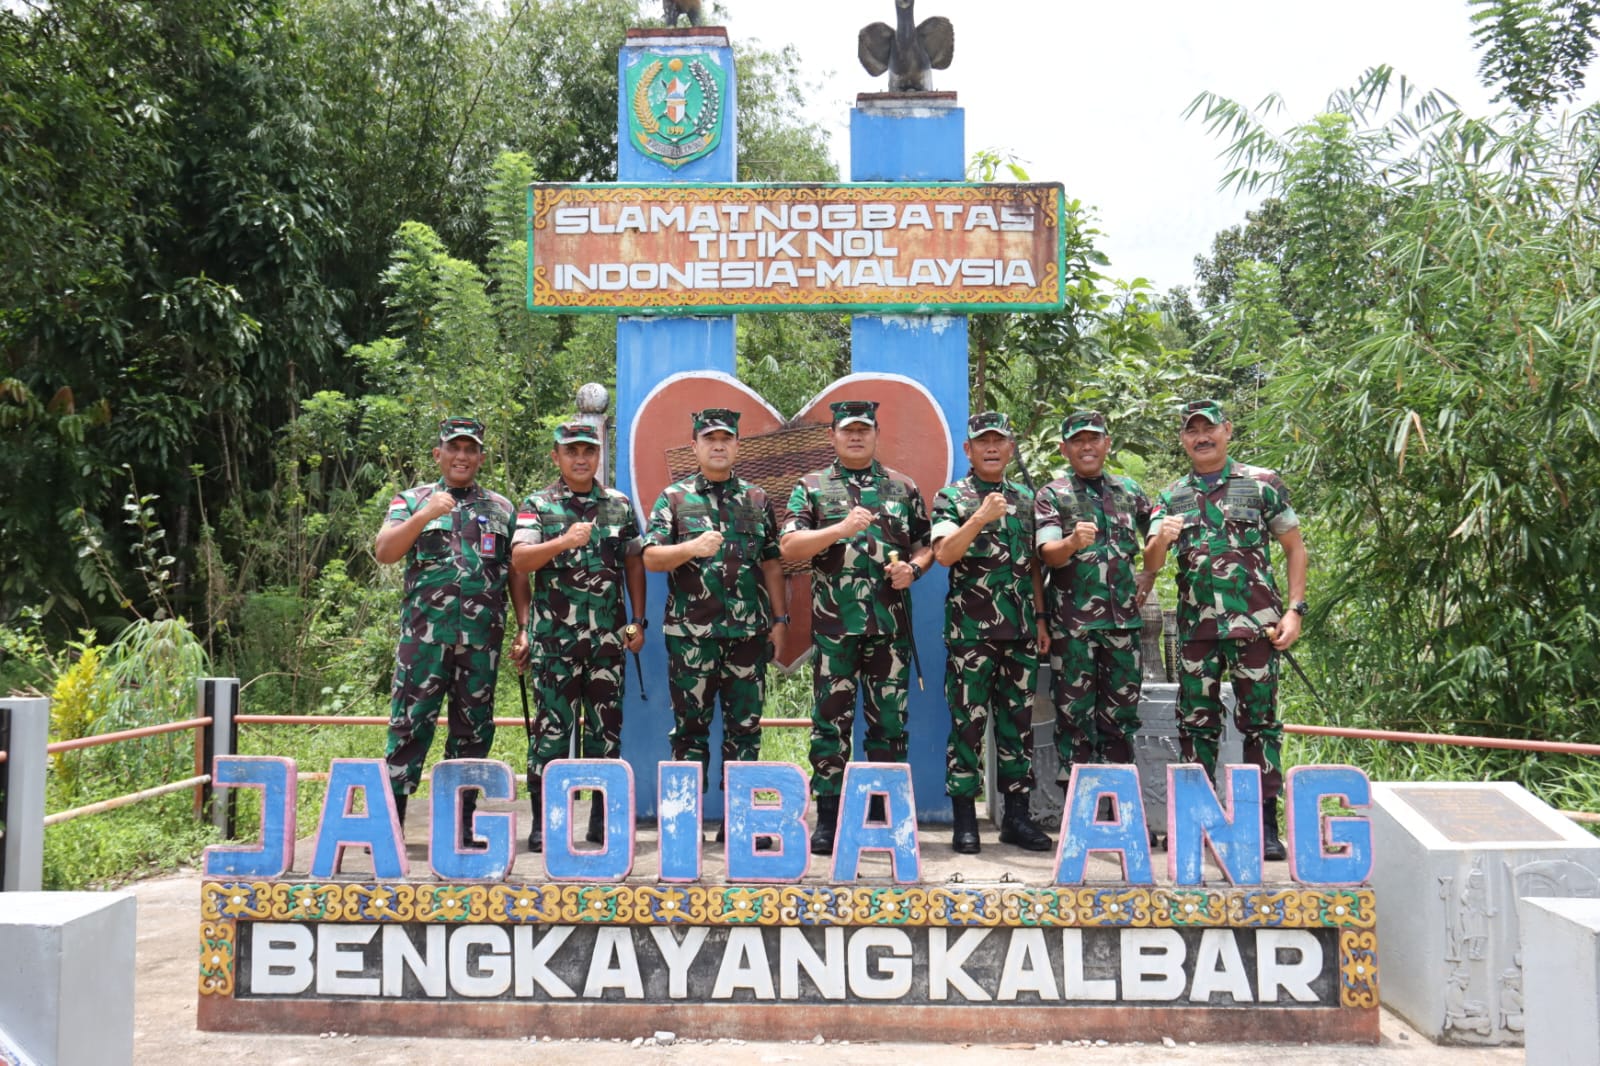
left=1, top=680, right=237, bottom=891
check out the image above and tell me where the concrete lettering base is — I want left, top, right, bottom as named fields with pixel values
left=1517, top=896, right=1600, bottom=1066
left=0, top=892, right=136, bottom=1066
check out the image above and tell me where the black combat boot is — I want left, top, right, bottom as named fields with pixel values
left=394, top=793, right=408, bottom=827
left=810, top=795, right=840, bottom=855
left=998, top=792, right=1052, bottom=851
left=459, top=789, right=485, bottom=850
left=586, top=794, right=606, bottom=844
left=526, top=779, right=543, bottom=853
left=950, top=797, right=981, bottom=855
left=1263, top=796, right=1287, bottom=862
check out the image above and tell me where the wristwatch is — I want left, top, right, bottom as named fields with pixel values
left=908, top=562, right=924, bottom=581
left=630, top=617, right=650, bottom=630
left=771, top=614, right=791, bottom=625
left=1291, top=601, right=1309, bottom=616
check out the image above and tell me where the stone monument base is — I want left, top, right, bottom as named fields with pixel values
left=197, top=832, right=1379, bottom=1045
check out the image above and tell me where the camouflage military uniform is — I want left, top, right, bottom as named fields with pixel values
left=644, top=473, right=781, bottom=788
left=513, top=479, right=642, bottom=776
left=383, top=480, right=514, bottom=797
left=1151, top=456, right=1299, bottom=797
left=1035, top=471, right=1152, bottom=774
left=932, top=473, right=1039, bottom=798
left=784, top=460, right=931, bottom=798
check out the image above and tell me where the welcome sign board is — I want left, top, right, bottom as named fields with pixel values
left=525, top=183, right=1067, bottom=314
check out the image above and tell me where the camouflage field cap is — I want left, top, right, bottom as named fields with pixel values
left=552, top=421, right=602, bottom=446
left=830, top=400, right=879, bottom=428
left=693, top=408, right=741, bottom=437
left=967, top=411, right=1015, bottom=439
left=1060, top=410, right=1108, bottom=438
left=438, top=417, right=486, bottom=445
left=1180, top=399, right=1227, bottom=427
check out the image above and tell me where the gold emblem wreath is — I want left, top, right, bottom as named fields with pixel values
left=631, top=60, right=662, bottom=136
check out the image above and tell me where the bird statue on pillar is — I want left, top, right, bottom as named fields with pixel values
left=859, top=0, right=954, bottom=92
left=663, top=0, right=702, bottom=28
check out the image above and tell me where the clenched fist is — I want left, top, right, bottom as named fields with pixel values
left=691, top=529, right=723, bottom=557
left=975, top=492, right=1009, bottom=525
left=421, top=491, right=457, bottom=521
left=837, top=506, right=874, bottom=538
left=565, top=521, right=595, bottom=548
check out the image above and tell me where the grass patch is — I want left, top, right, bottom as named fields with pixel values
left=42, top=790, right=221, bottom=890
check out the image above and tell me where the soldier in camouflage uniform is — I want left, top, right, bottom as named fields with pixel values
left=643, top=409, right=788, bottom=845
left=1036, top=411, right=1155, bottom=788
left=781, top=400, right=933, bottom=855
left=1144, top=399, right=1308, bottom=861
left=931, top=412, right=1052, bottom=854
left=377, top=417, right=514, bottom=847
left=510, top=421, right=646, bottom=852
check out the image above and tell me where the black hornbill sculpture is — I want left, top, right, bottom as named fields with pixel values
left=663, top=0, right=702, bottom=28
left=858, top=0, right=954, bottom=92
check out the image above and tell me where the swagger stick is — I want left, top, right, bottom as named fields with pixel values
left=887, top=549, right=925, bottom=691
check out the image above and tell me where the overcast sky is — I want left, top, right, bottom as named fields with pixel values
left=720, top=0, right=1519, bottom=293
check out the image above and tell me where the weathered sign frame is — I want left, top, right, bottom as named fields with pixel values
left=197, top=879, right=1379, bottom=1042
left=526, top=182, right=1068, bottom=315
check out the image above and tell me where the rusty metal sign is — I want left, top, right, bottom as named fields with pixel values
left=526, top=182, right=1067, bottom=314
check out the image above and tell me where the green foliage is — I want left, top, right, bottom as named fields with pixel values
left=42, top=792, right=221, bottom=891
left=0, top=606, right=54, bottom=696
left=734, top=43, right=839, bottom=182
left=1471, top=0, right=1600, bottom=110
left=47, top=636, right=102, bottom=792
left=1192, top=66, right=1600, bottom=753
left=737, top=314, right=851, bottom=417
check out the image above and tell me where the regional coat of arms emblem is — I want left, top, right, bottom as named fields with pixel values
left=626, top=51, right=727, bottom=168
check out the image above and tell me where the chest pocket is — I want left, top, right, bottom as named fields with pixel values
left=597, top=499, right=631, bottom=531
left=1222, top=481, right=1265, bottom=545
left=874, top=480, right=912, bottom=546
left=414, top=510, right=454, bottom=561
left=1103, top=491, right=1137, bottom=546
left=818, top=485, right=851, bottom=523
left=964, top=496, right=998, bottom=557
left=678, top=501, right=715, bottom=537
left=1223, top=505, right=1264, bottom=550
left=731, top=501, right=763, bottom=536
left=415, top=527, right=452, bottom=561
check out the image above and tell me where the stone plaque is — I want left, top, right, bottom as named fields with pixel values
left=1402, top=788, right=1564, bottom=845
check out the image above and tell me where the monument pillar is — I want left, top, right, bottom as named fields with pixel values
left=849, top=93, right=967, bottom=822
left=613, top=28, right=737, bottom=818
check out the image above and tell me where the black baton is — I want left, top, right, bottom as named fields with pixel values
left=1011, top=440, right=1057, bottom=628
left=1012, top=441, right=1038, bottom=494
left=1257, top=618, right=1332, bottom=716
left=517, top=669, right=533, bottom=739
left=624, top=623, right=648, bottom=700
left=887, top=549, right=925, bottom=691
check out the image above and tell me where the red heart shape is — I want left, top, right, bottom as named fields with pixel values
left=629, top=372, right=953, bottom=670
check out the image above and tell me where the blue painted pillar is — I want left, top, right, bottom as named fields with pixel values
left=850, top=93, right=967, bottom=823
left=614, top=29, right=738, bottom=819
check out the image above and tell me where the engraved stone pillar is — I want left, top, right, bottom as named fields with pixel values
left=1372, top=781, right=1600, bottom=1045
